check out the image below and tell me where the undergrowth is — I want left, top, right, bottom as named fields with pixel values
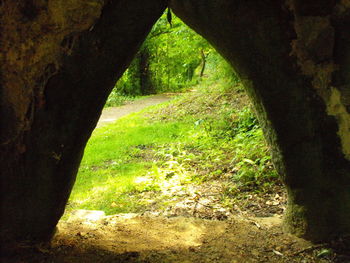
left=66, top=82, right=280, bottom=217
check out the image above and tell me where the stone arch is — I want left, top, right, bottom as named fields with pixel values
left=0, top=0, right=349, bottom=249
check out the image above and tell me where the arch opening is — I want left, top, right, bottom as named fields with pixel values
left=64, top=10, right=280, bottom=221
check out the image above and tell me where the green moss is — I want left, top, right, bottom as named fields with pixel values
left=327, top=88, right=350, bottom=160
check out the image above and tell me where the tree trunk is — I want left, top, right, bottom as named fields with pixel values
left=139, top=45, right=156, bottom=95
left=199, top=49, right=206, bottom=78
left=0, top=0, right=166, bottom=248
left=170, top=0, right=350, bottom=242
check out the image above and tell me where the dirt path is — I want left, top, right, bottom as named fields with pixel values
left=96, top=94, right=172, bottom=128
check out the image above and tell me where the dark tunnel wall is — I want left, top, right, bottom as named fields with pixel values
left=0, top=0, right=167, bottom=246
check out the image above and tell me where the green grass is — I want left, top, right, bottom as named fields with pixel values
left=68, top=108, right=193, bottom=215
left=66, top=84, right=279, bottom=216
left=81, top=113, right=188, bottom=165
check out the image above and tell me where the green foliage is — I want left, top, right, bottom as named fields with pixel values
left=115, top=61, right=141, bottom=96
left=112, top=11, right=238, bottom=96
left=230, top=117, right=278, bottom=187
left=204, top=51, right=239, bottom=86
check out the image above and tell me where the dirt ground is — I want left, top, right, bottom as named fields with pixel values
left=4, top=211, right=350, bottom=263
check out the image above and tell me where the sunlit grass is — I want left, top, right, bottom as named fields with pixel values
left=67, top=107, right=193, bottom=215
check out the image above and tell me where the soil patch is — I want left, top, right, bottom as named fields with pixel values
left=5, top=213, right=349, bottom=263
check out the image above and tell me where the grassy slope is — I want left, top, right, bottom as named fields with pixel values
left=67, top=83, right=280, bottom=216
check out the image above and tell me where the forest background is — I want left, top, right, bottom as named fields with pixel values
left=106, top=11, right=237, bottom=106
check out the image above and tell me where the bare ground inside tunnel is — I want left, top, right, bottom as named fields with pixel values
left=5, top=213, right=350, bottom=263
